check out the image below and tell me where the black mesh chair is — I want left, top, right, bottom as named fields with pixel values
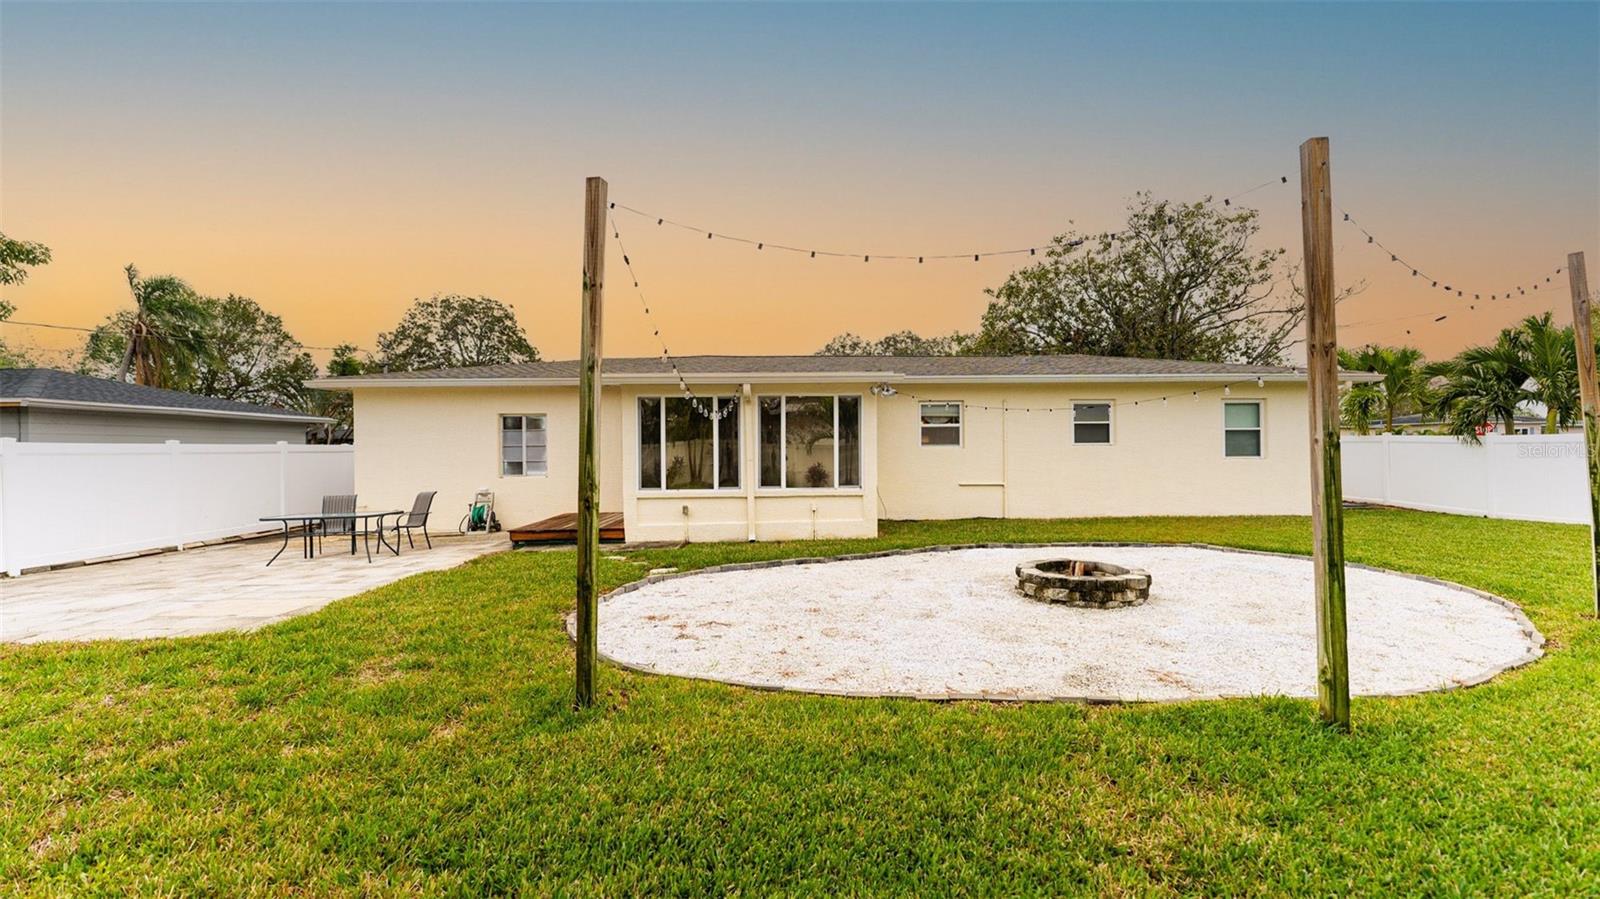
left=392, top=491, right=437, bottom=550
left=318, top=494, right=357, bottom=554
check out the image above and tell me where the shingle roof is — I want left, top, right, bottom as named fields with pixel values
left=314, top=354, right=1321, bottom=387
left=0, top=369, right=328, bottom=421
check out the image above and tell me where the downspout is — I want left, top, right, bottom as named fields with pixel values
left=743, top=383, right=757, bottom=541
left=1000, top=399, right=1009, bottom=519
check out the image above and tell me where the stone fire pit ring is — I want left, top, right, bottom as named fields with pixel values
left=1016, top=558, right=1152, bottom=608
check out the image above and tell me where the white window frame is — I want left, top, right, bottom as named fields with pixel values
left=919, top=401, right=963, bottom=448
left=500, top=414, right=548, bottom=477
left=1222, top=399, right=1265, bottom=458
left=638, top=395, right=741, bottom=491
left=760, top=394, right=864, bottom=491
left=1070, top=400, right=1115, bottom=446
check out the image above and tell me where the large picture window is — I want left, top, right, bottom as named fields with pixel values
left=1223, top=400, right=1263, bottom=457
left=758, top=395, right=861, bottom=489
left=638, top=396, right=740, bottom=490
left=501, top=415, right=548, bottom=476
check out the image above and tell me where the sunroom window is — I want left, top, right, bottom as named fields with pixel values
left=638, top=396, right=740, bottom=490
left=758, top=395, right=861, bottom=489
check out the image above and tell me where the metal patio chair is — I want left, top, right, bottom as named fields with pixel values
left=392, top=491, right=437, bottom=550
left=318, top=494, right=357, bottom=554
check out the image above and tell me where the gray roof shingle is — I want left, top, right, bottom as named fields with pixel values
left=0, top=369, right=327, bottom=421
left=315, top=354, right=1315, bottom=386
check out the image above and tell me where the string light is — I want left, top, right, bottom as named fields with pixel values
left=884, top=380, right=1265, bottom=416
left=609, top=212, right=738, bottom=422
left=610, top=201, right=1127, bottom=263
left=1221, top=176, right=1289, bottom=207
left=610, top=175, right=1291, bottom=265
left=1335, top=203, right=1564, bottom=306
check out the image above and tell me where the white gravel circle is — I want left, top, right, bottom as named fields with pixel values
left=585, top=546, right=1543, bottom=701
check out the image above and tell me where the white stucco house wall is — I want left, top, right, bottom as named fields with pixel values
left=314, top=354, right=1374, bottom=543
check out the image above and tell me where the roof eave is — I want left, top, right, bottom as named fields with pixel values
left=312, top=370, right=1360, bottom=389
left=1, top=397, right=333, bottom=424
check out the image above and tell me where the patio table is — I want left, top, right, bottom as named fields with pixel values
left=260, top=510, right=403, bottom=566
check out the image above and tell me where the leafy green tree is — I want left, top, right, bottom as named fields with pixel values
left=189, top=295, right=317, bottom=409
left=1428, top=335, right=1531, bottom=441
left=969, top=194, right=1359, bottom=365
left=815, top=330, right=965, bottom=356
left=82, top=270, right=319, bottom=410
left=1428, top=314, right=1586, bottom=441
left=1336, top=344, right=1428, bottom=433
left=1339, top=381, right=1383, bottom=435
left=305, top=344, right=369, bottom=443
left=1509, top=312, right=1578, bottom=434
left=375, top=295, right=538, bottom=371
left=0, top=300, right=35, bottom=369
left=80, top=266, right=211, bottom=388
left=0, top=233, right=52, bottom=368
left=0, top=232, right=51, bottom=287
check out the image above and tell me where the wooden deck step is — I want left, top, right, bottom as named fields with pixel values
left=509, top=511, right=625, bottom=544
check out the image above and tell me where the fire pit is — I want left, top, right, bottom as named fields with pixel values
left=1015, top=559, right=1152, bottom=609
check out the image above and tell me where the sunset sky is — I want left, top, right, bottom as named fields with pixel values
left=2, top=2, right=1596, bottom=369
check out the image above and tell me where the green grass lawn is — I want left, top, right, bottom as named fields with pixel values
left=3, top=510, right=1596, bottom=894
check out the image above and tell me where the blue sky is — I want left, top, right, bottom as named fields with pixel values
left=2, top=2, right=1596, bottom=360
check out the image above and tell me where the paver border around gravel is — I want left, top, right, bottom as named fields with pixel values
left=576, top=542, right=1546, bottom=704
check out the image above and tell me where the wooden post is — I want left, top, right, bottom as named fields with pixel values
left=1569, top=251, right=1599, bottom=616
left=576, top=176, right=607, bottom=708
left=1299, top=137, right=1350, bottom=730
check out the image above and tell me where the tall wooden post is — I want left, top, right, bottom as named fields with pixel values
left=1299, top=137, right=1350, bottom=729
left=1569, top=251, right=1599, bottom=615
left=576, top=176, right=607, bottom=708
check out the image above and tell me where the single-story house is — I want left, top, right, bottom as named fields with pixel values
left=315, top=355, right=1377, bottom=543
left=0, top=369, right=329, bottom=444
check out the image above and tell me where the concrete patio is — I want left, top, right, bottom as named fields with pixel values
left=1, top=532, right=505, bottom=643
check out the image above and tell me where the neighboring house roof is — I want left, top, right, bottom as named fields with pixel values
left=1381, top=412, right=1564, bottom=428
left=311, top=354, right=1381, bottom=388
left=0, top=369, right=330, bottom=423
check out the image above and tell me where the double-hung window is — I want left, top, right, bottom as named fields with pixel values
left=919, top=402, right=962, bottom=446
left=501, top=415, right=548, bottom=476
left=638, top=396, right=740, bottom=490
left=758, top=395, right=862, bottom=489
left=1072, top=402, right=1113, bottom=445
left=1223, top=401, right=1264, bottom=457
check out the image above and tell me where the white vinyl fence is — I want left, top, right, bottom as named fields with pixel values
left=0, top=439, right=354, bottom=575
left=1342, top=434, right=1588, bottom=525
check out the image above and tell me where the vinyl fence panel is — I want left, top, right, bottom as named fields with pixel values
left=1341, top=434, right=1587, bottom=525
left=0, top=439, right=354, bottom=575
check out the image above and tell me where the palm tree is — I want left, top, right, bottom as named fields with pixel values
left=1337, top=344, right=1427, bottom=432
left=115, top=265, right=210, bottom=388
left=1428, top=334, right=1531, bottom=441
left=1339, top=381, right=1383, bottom=435
left=1510, top=312, right=1578, bottom=434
